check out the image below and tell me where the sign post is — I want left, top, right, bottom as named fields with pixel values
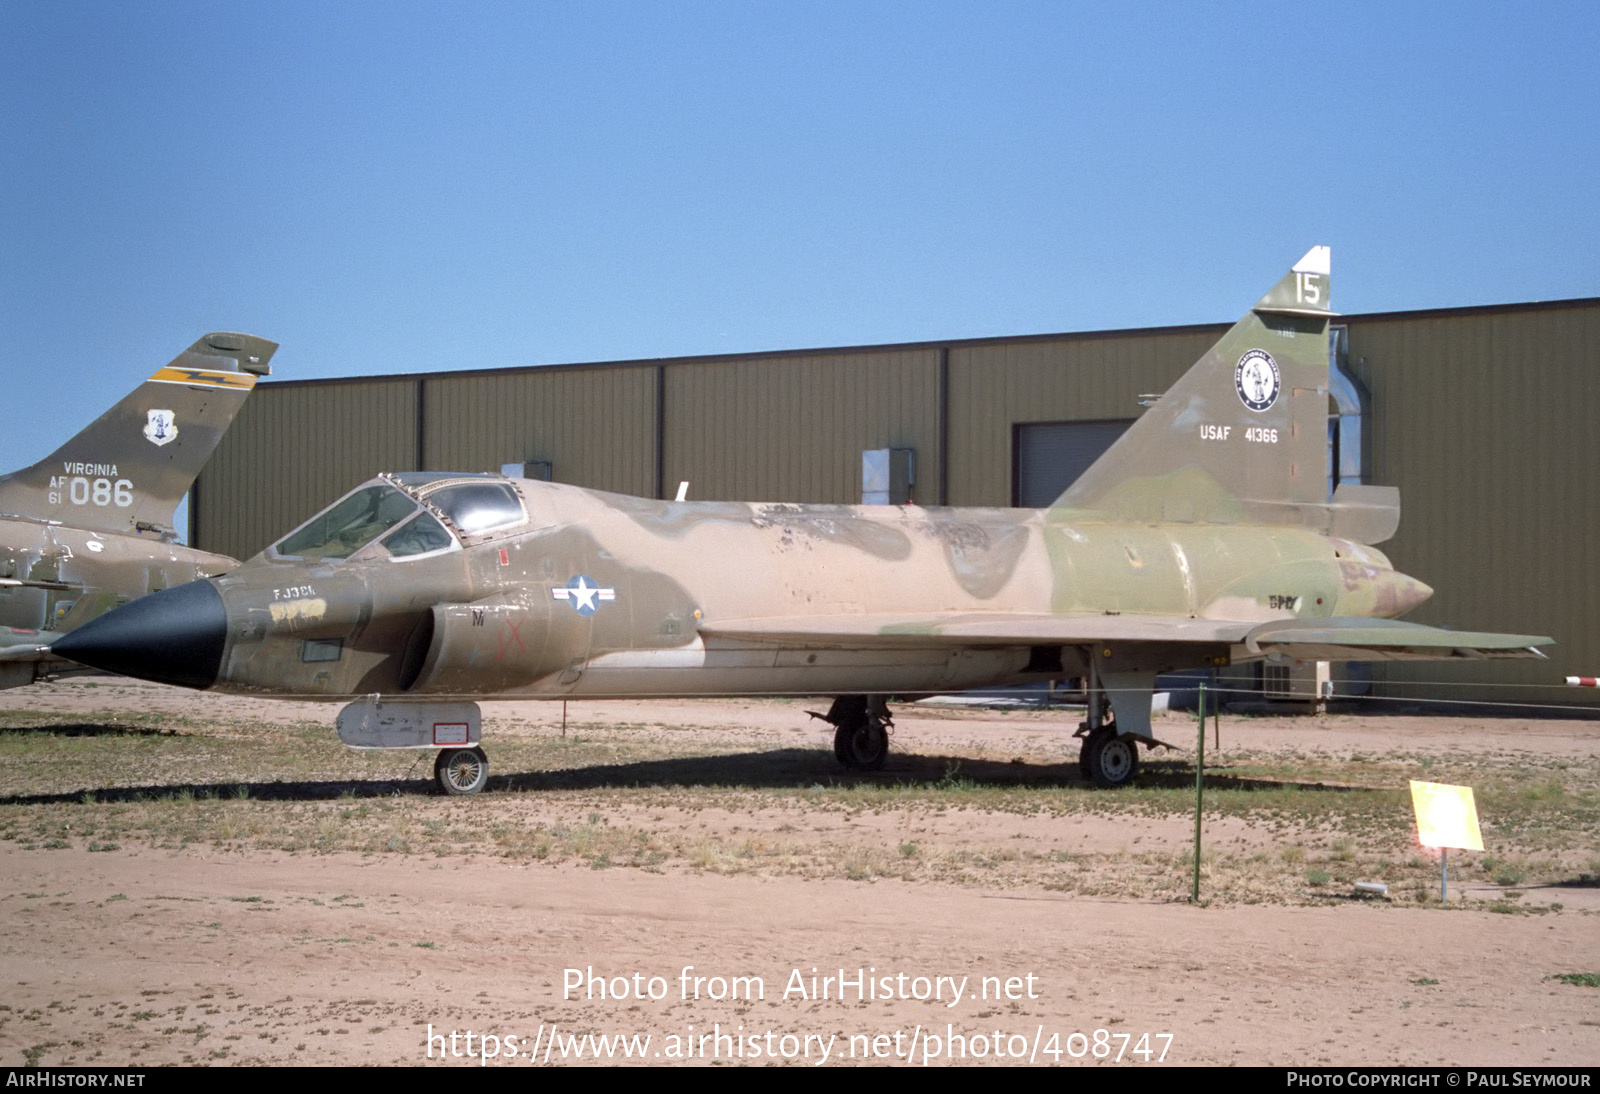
left=1409, top=780, right=1484, bottom=903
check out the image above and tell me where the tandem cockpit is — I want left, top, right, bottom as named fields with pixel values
left=266, top=472, right=530, bottom=564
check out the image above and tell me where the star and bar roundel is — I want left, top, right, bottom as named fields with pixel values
left=551, top=575, right=616, bottom=616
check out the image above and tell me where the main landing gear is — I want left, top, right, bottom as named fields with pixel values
left=434, top=746, right=489, bottom=795
left=1077, top=719, right=1141, bottom=788
left=813, top=695, right=893, bottom=770
left=1072, top=666, right=1148, bottom=788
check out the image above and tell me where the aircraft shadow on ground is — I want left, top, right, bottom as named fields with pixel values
left=0, top=721, right=186, bottom=739
left=0, top=730, right=1378, bottom=804
left=494, top=749, right=1370, bottom=796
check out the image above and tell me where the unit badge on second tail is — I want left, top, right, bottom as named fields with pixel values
left=143, top=409, right=178, bottom=447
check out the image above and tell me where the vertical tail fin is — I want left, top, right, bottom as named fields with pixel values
left=1056, top=247, right=1338, bottom=525
left=0, top=333, right=276, bottom=538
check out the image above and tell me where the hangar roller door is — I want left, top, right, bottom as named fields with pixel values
left=1012, top=420, right=1133, bottom=508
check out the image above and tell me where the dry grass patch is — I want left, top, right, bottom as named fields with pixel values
left=1, top=695, right=1595, bottom=906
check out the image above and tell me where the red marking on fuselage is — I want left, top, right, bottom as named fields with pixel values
left=497, top=617, right=525, bottom=661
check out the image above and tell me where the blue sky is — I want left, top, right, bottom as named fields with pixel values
left=2, top=1, right=1596, bottom=480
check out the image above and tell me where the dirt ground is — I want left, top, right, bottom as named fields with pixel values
left=0, top=680, right=1596, bottom=1067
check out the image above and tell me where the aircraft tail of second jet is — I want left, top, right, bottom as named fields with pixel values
left=1054, top=247, right=1397, bottom=543
left=0, top=332, right=276, bottom=539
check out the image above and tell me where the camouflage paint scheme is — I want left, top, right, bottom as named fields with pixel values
left=0, top=334, right=276, bottom=688
left=53, top=253, right=1550, bottom=789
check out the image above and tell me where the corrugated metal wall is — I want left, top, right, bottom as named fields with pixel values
left=946, top=328, right=1222, bottom=505
left=1350, top=302, right=1600, bottom=705
left=195, top=378, right=418, bottom=562
left=662, top=349, right=939, bottom=503
left=193, top=299, right=1600, bottom=708
left=422, top=366, right=657, bottom=495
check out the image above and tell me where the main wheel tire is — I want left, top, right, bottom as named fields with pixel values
left=1083, top=731, right=1139, bottom=788
left=435, top=746, right=489, bottom=795
left=833, top=723, right=852, bottom=764
left=836, top=717, right=889, bottom=770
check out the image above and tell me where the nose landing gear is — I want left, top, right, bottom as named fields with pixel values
left=434, top=746, right=489, bottom=795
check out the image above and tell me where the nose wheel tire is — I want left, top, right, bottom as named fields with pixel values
left=435, top=747, right=489, bottom=795
left=1081, top=730, right=1139, bottom=788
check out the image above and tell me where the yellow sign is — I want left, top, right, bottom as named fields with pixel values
left=1409, top=780, right=1483, bottom=851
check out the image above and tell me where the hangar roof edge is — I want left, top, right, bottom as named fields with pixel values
left=258, top=295, right=1600, bottom=390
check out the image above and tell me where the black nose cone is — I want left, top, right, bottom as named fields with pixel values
left=53, top=580, right=227, bottom=690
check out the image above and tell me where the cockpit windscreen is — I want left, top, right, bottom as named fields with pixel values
left=273, top=485, right=420, bottom=560
left=382, top=511, right=454, bottom=557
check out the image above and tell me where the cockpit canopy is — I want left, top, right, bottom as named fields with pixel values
left=270, top=473, right=526, bottom=561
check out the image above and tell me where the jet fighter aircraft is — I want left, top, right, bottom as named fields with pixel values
left=54, top=252, right=1549, bottom=792
left=0, top=333, right=276, bottom=688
